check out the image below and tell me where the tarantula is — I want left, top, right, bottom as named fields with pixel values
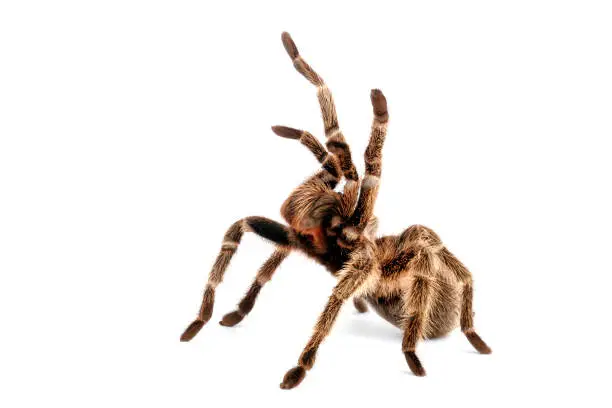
left=180, top=32, right=491, bottom=390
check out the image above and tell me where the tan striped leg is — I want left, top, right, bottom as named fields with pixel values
left=271, top=124, right=359, bottom=220
left=281, top=32, right=358, bottom=182
left=401, top=275, right=431, bottom=377
left=439, top=248, right=492, bottom=354
left=400, top=250, right=436, bottom=377
left=273, top=126, right=345, bottom=229
left=272, top=126, right=328, bottom=164
left=348, top=89, right=388, bottom=232
left=180, top=217, right=295, bottom=342
left=280, top=247, right=375, bottom=390
left=460, top=282, right=492, bottom=354
left=271, top=125, right=341, bottom=188
left=219, top=248, right=290, bottom=327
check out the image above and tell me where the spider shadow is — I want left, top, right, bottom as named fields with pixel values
left=343, top=313, right=403, bottom=343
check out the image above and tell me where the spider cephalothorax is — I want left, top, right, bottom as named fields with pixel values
left=181, top=32, right=491, bottom=390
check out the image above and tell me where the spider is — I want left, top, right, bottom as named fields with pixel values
left=180, top=32, right=492, bottom=390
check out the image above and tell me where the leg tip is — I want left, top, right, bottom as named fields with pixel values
left=219, top=311, right=244, bottom=327
left=404, top=351, right=427, bottom=377
left=465, top=331, right=492, bottom=354
left=281, top=32, right=299, bottom=59
left=371, top=88, right=384, bottom=98
left=180, top=319, right=205, bottom=342
left=370, top=89, right=388, bottom=121
left=271, top=125, right=302, bottom=139
left=279, top=366, right=306, bottom=390
left=414, top=368, right=427, bottom=376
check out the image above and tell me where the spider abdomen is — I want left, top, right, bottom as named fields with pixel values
left=366, top=279, right=460, bottom=338
left=366, top=293, right=404, bottom=327
left=367, top=231, right=462, bottom=338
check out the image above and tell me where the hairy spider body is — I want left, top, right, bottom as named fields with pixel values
left=181, top=32, right=491, bottom=389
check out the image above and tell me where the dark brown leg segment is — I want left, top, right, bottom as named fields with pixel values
left=219, top=248, right=289, bottom=327
left=180, top=217, right=294, bottom=342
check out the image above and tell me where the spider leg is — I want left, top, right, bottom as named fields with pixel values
left=279, top=245, right=377, bottom=389
left=180, top=217, right=295, bottom=342
left=271, top=125, right=341, bottom=188
left=348, top=89, right=388, bottom=232
left=401, top=250, right=435, bottom=377
left=402, top=278, right=430, bottom=376
left=219, top=248, right=289, bottom=327
left=439, top=248, right=492, bottom=354
left=274, top=128, right=345, bottom=229
left=281, top=32, right=358, bottom=182
left=337, top=89, right=388, bottom=224
left=272, top=125, right=359, bottom=219
left=272, top=126, right=328, bottom=164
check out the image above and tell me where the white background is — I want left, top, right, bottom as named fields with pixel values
left=1, top=1, right=611, bottom=407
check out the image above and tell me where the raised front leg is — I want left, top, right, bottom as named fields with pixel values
left=348, top=89, right=388, bottom=232
left=271, top=125, right=358, bottom=219
left=278, top=33, right=365, bottom=221
left=281, top=32, right=359, bottom=182
left=271, top=126, right=342, bottom=190
left=279, top=247, right=376, bottom=390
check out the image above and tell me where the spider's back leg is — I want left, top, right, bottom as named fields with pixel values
left=439, top=247, right=492, bottom=354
